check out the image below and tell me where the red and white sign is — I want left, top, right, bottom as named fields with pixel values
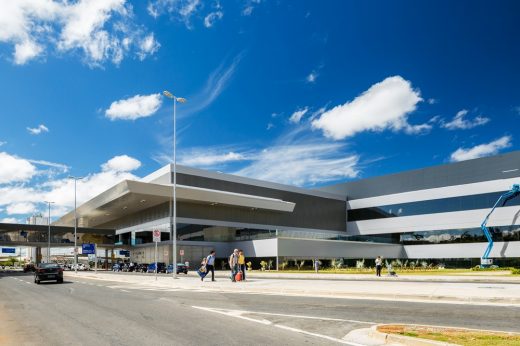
left=179, top=249, right=184, bottom=256
left=153, top=230, right=161, bottom=242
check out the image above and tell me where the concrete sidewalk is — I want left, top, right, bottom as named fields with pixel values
left=66, top=271, right=520, bottom=306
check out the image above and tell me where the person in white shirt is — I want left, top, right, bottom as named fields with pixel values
left=375, top=256, right=382, bottom=277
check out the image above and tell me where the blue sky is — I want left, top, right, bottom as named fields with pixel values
left=0, top=0, right=519, bottom=222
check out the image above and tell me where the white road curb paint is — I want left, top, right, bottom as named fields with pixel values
left=191, top=306, right=367, bottom=346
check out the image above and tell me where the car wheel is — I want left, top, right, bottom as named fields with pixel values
left=58, top=278, right=63, bottom=284
left=35, top=279, right=40, bottom=284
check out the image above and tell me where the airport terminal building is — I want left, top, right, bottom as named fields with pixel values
left=48, top=150, right=520, bottom=268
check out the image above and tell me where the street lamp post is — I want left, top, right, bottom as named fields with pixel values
left=69, top=176, right=83, bottom=273
left=44, top=201, right=55, bottom=263
left=163, top=90, right=186, bottom=280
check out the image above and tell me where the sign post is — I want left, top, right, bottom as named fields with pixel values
left=94, top=243, right=98, bottom=274
left=153, top=230, right=161, bottom=281
left=179, top=249, right=184, bottom=264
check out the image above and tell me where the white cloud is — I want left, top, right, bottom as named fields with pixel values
left=204, top=11, right=223, bottom=28
left=27, top=124, right=49, bottom=135
left=6, top=202, right=35, bottom=215
left=101, top=155, right=141, bottom=172
left=27, top=159, right=69, bottom=173
left=0, top=217, right=19, bottom=223
left=311, top=76, right=423, bottom=140
left=235, top=142, right=359, bottom=186
left=0, top=141, right=6, bottom=146
left=242, top=0, right=262, bottom=16
left=147, top=0, right=201, bottom=28
left=0, top=152, right=37, bottom=184
left=306, top=71, right=318, bottom=83
left=137, top=33, right=160, bottom=60
left=450, top=135, right=512, bottom=162
left=105, top=93, right=162, bottom=120
left=177, top=52, right=244, bottom=118
left=179, top=150, right=247, bottom=168
left=289, top=107, right=308, bottom=124
left=0, top=0, right=159, bottom=66
left=442, top=109, right=490, bottom=130
left=266, top=123, right=274, bottom=130
left=14, top=40, right=44, bottom=65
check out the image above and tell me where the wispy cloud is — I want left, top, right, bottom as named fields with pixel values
left=179, top=52, right=244, bottom=118
left=234, top=142, right=359, bottom=186
left=105, top=93, right=162, bottom=121
left=306, top=71, right=318, bottom=83
left=148, top=0, right=203, bottom=28
left=27, top=124, right=49, bottom=135
left=441, top=109, right=490, bottom=130
left=27, top=159, right=70, bottom=173
left=289, top=107, right=309, bottom=124
left=204, top=11, right=223, bottom=28
left=450, top=135, right=512, bottom=162
left=242, top=0, right=262, bottom=16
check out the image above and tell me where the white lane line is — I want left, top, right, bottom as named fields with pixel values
left=192, top=306, right=374, bottom=325
left=120, top=289, right=130, bottom=292
left=275, top=324, right=364, bottom=345
left=191, top=306, right=365, bottom=346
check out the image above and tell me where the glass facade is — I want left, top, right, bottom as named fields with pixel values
left=401, top=225, right=520, bottom=245
left=0, top=229, right=114, bottom=245
left=348, top=190, right=520, bottom=221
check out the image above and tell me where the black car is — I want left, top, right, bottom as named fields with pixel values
left=136, top=263, right=149, bottom=273
left=34, top=263, right=63, bottom=284
left=23, top=263, right=36, bottom=273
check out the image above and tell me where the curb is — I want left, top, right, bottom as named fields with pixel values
left=366, top=325, right=458, bottom=346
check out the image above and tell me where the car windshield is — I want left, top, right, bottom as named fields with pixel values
left=39, top=264, right=60, bottom=269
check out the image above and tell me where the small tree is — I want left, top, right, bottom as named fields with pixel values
left=246, top=261, right=252, bottom=271
left=356, top=259, right=365, bottom=269
left=220, top=260, right=227, bottom=270
left=260, top=260, right=268, bottom=271
left=267, top=259, right=273, bottom=271
left=279, top=260, right=289, bottom=271
left=295, top=260, right=305, bottom=271
left=331, top=258, right=343, bottom=270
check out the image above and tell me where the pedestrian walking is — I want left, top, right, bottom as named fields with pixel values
left=238, top=250, right=246, bottom=281
left=375, top=256, right=382, bottom=277
left=205, top=250, right=216, bottom=282
left=229, top=249, right=239, bottom=282
left=198, top=257, right=208, bottom=281
left=314, top=258, right=320, bottom=273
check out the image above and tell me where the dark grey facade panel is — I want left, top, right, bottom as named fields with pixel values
left=318, top=150, right=520, bottom=199
left=101, top=193, right=346, bottom=233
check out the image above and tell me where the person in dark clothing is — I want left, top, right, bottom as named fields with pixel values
left=204, top=250, right=216, bottom=282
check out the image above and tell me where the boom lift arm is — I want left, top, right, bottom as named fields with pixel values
left=481, top=184, right=520, bottom=263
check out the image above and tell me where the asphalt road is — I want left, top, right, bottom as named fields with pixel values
left=1, top=271, right=519, bottom=346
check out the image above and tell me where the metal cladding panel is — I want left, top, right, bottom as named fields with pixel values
left=277, top=238, right=405, bottom=259
left=174, top=173, right=347, bottom=232
left=319, top=150, right=520, bottom=199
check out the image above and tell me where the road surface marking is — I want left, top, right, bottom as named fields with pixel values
left=192, top=306, right=365, bottom=345
left=120, top=289, right=130, bottom=292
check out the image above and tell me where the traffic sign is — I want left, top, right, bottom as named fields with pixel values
left=153, top=229, right=161, bottom=242
left=1, top=248, right=15, bottom=254
left=179, top=249, right=184, bottom=256
left=82, top=244, right=95, bottom=255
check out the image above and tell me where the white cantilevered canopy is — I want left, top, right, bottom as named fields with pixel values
left=55, top=180, right=295, bottom=228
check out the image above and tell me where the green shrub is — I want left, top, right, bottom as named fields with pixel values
left=512, top=268, right=520, bottom=275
